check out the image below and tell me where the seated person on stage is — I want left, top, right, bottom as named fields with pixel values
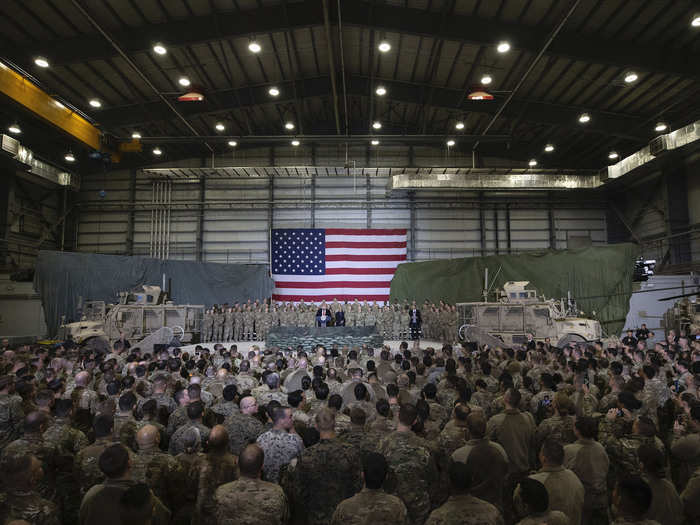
left=316, top=302, right=333, bottom=327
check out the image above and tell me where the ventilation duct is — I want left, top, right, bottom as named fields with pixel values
left=604, top=120, right=700, bottom=181
left=1, top=133, right=79, bottom=189
left=386, top=168, right=600, bottom=192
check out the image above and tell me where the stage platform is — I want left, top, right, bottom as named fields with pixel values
left=180, top=339, right=445, bottom=355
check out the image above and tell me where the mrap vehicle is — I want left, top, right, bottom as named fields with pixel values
left=457, top=281, right=602, bottom=347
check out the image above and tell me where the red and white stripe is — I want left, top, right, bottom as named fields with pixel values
left=272, top=228, right=407, bottom=303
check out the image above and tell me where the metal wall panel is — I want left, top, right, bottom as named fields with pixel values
left=75, top=166, right=608, bottom=266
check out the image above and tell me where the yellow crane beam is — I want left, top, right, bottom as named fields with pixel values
left=0, top=63, right=120, bottom=162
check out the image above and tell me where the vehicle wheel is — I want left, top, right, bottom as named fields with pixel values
left=82, top=336, right=110, bottom=355
left=556, top=333, right=587, bottom=348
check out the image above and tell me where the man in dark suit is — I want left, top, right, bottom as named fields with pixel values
left=408, top=301, right=422, bottom=340
left=316, top=302, right=333, bottom=327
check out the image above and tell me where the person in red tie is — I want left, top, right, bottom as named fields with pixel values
left=316, top=302, right=333, bottom=327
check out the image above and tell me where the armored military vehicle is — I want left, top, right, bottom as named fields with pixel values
left=457, top=281, right=602, bottom=347
left=58, top=285, right=203, bottom=348
left=662, top=297, right=699, bottom=337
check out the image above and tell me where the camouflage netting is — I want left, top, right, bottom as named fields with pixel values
left=266, top=326, right=384, bottom=350
left=390, top=243, right=638, bottom=336
left=34, top=251, right=273, bottom=337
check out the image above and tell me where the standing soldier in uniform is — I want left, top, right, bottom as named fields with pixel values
left=233, top=304, right=242, bottom=342
left=393, top=303, right=403, bottom=340
left=242, top=305, right=253, bottom=341
left=223, top=307, right=234, bottom=342
left=271, top=302, right=281, bottom=331
left=203, top=309, right=213, bottom=343
left=253, top=306, right=263, bottom=341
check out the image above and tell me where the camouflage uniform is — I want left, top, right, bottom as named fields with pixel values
left=393, top=304, right=403, bottom=339
left=203, top=310, right=213, bottom=342
left=209, top=399, right=239, bottom=422
left=2, top=434, right=57, bottom=502
left=599, top=418, right=666, bottom=480
left=437, top=421, right=470, bottom=460
left=425, top=494, right=504, bottom=525
left=73, top=436, right=117, bottom=495
left=79, top=478, right=171, bottom=525
left=166, top=405, right=189, bottom=437
left=242, top=307, right=254, bottom=341
left=331, top=487, right=408, bottom=525
left=223, top=412, right=265, bottom=455
left=253, top=308, right=263, bottom=341
left=0, top=489, right=60, bottom=525
left=0, top=392, right=24, bottom=450
left=43, top=417, right=89, bottom=522
left=196, top=450, right=239, bottom=523
left=256, top=429, right=304, bottom=483
left=213, top=477, right=289, bottom=525
left=223, top=308, right=234, bottom=342
left=378, top=430, right=440, bottom=525
left=139, top=391, right=177, bottom=416
left=130, top=444, right=186, bottom=511
left=233, top=307, right=243, bottom=341
left=284, top=438, right=363, bottom=525
left=214, top=309, right=225, bottom=341
left=346, top=302, right=357, bottom=327
left=113, top=412, right=138, bottom=450
left=169, top=422, right=211, bottom=455
left=535, top=414, right=577, bottom=452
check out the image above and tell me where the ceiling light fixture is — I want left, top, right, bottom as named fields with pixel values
left=228, top=140, right=238, bottom=147
left=268, top=86, right=280, bottom=97
left=578, top=112, right=590, bottom=123
left=654, top=122, right=667, bottom=132
left=153, top=147, right=163, bottom=156
left=378, top=41, right=391, bottom=53
left=64, top=152, right=75, bottom=162
left=608, top=151, right=619, bottom=160
left=89, top=99, right=102, bottom=108
left=544, top=143, right=555, bottom=152
left=375, top=86, right=387, bottom=96
left=691, top=14, right=700, bottom=27
left=446, top=139, right=456, bottom=147
left=372, top=121, right=382, bottom=130
left=131, top=132, right=141, bottom=139
left=34, top=57, right=49, bottom=68
left=497, top=41, right=511, bottom=53
left=248, top=41, right=262, bottom=53
left=215, top=123, right=225, bottom=132
left=291, top=140, right=300, bottom=147
left=371, top=140, right=380, bottom=146
left=153, top=43, right=167, bottom=55
left=8, top=124, right=21, bottom=134
left=455, top=121, right=465, bottom=130
left=285, top=122, right=295, bottom=130
left=528, top=159, right=537, bottom=167
left=178, top=77, right=191, bottom=87
left=624, top=72, right=638, bottom=83
left=480, top=74, right=493, bottom=85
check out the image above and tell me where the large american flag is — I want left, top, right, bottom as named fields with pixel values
left=271, top=228, right=407, bottom=303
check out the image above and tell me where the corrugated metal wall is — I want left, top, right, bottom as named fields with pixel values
left=76, top=166, right=608, bottom=265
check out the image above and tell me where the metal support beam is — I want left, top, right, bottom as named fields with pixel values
left=408, top=191, right=416, bottom=262
left=0, top=64, right=115, bottom=158
left=494, top=207, right=499, bottom=255
left=310, top=171, right=316, bottom=228
left=366, top=173, right=371, bottom=228
left=664, top=163, right=691, bottom=264
left=0, top=166, right=13, bottom=264
left=125, top=169, right=136, bottom=255
left=98, top=75, right=648, bottom=141
left=10, top=0, right=697, bottom=79
left=479, top=192, right=486, bottom=256
left=268, top=173, right=274, bottom=270
left=505, top=204, right=511, bottom=254
left=196, top=177, right=205, bottom=261
left=548, top=192, right=557, bottom=249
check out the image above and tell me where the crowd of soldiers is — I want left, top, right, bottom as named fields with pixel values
left=0, top=324, right=698, bottom=525
left=201, top=299, right=459, bottom=342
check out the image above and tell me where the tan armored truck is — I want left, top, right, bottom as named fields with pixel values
left=58, top=285, right=203, bottom=348
left=457, top=281, right=602, bottom=348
